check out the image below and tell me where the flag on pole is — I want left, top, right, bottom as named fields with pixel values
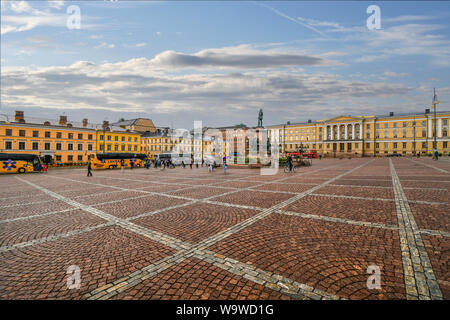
left=432, top=90, right=438, bottom=107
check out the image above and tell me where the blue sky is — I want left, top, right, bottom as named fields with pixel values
left=1, top=1, right=450, bottom=128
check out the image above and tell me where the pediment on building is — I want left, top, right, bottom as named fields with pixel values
left=322, top=115, right=363, bottom=123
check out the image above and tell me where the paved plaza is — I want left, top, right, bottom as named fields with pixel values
left=0, top=158, right=448, bottom=300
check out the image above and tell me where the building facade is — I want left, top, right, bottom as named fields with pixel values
left=95, top=121, right=141, bottom=153
left=268, top=110, right=450, bottom=157
left=0, top=112, right=97, bottom=163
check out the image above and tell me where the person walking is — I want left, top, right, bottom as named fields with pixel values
left=223, top=156, right=227, bottom=174
left=434, top=148, right=439, bottom=160
left=287, top=155, right=294, bottom=172
left=208, top=160, right=213, bottom=173
left=190, top=158, right=193, bottom=169
left=87, top=161, right=93, bottom=177
left=201, top=159, right=204, bottom=167
left=182, top=160, right=185, bottom=169
left=121, top=159, right=125, bottom=173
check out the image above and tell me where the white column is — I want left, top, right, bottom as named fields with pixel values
left=438, top=118, right=442, bottom=137
left=344, top=124, right=348, bottom=140
left=337, top=125, right=340, bottom=140
left=428, top=118, right=433, bottom=137
left=359, top=122, right=363, bottom=139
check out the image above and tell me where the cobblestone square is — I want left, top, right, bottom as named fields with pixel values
left=0, top=158, right=448, bottom=300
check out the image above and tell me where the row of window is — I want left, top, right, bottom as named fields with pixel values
left=274, top=119, right=450, bottom=135
left=4, top=129, right=94, bottom=140
left=99, top=144, right=139, bottom=152
left=370, top=142, right=448, bottom=149
left=285, top=128, right=448, bottom=141
left=99, top=135, right=138, bottom=142
left=3, top=141, right=94, bottom=151
left=373, top=119, right=449, bottom=129
left=55, top=155, right=86, bottom=162
left=372, top=129, right=448, bottom=139
left=285, top=141, right=449, bottom=150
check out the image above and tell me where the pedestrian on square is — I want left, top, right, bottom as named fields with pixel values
left=223, top=156, right=227, bottom=174
left=182, top=160, right=185, bottom=168
left=208, top=160, right=213, bottom=173
left=201, top=159, right=204, bottom=167
left=434, top=148, right=439, bottom=160
left=87, top=161, right=93, bottom=177
left=121, top=159, right=125, bottom=173
left=287, top=155, right=294, bottom=172
left=190, top=158, right=193, bottom=169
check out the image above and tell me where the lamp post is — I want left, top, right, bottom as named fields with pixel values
left=432, top=88, right=438, bottom=154
left=413, top=115, right=416, bottom=157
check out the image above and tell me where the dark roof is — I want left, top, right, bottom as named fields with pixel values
left=111, top=119, right=139, bottom=126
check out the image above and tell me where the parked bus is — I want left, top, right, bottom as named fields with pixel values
left=89, top=153, right=147, bottom=169
left=0, top=153, right=42, bottom=174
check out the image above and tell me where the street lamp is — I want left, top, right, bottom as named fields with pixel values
left=413, top=115, right=416, bottom=157
left=432, top=88, right=438, bottom=155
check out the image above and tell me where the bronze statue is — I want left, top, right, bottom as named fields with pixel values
left=258, top=109, right=263, bottom=127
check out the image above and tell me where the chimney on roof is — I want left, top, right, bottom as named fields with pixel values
left=102, top=120, right=109, bottom=130
left=389, top=112, right=394, bottom=117
left=287, top=121, right=291, bottom=125
left=425, top=108, right=430, bottom=114
left=308, top=119, right=312, bottom=123
left=15, top=111, right=24, bottom=122
left=82, top=118, right=88, bottom=127
left=59, top=115, right=67, bottom=125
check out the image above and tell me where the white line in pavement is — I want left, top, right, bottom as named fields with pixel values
left=389, top=159, right=443, bottom=300
left=406, top=158, right=449, bottom=174
left=86, top=159, right=375, bottom=300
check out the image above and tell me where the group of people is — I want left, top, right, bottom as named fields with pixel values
left=87, top=157, right=229, bottom=176
left=34, top=162, right=48, bottom=173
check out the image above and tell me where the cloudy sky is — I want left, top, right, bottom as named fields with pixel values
left=1, top=1, right=450, bottom=129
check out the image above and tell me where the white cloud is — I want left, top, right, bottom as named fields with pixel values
left=383, top=71, right=409, bottom=77
left=1, top=54, right=413, bottom=127
left=1, top=1, right=97, bottom=35
left=95, top=42, right=115, bottom=49
left=148, top=45, right=343, bottom=70
left=47, top=1, right=65, bottom=10
left=383, top=15, right=434, bottom=23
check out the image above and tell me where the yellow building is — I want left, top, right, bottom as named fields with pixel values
left=268, top=110, right=450, bottom=157
left=141, top=128, right=212, bottom=160
left=0, top=111, right=96, bottom=164
left=95, top=121, right=141, bottom=153
left=141, top=128, right=174, bottom=159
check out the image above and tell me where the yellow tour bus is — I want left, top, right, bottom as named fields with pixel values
left=89, top=153, right=147, bottom=169
left=0, top=153, right=42, bottom=174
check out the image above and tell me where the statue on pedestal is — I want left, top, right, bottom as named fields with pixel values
left=258, top=109, right=263, bottom=127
